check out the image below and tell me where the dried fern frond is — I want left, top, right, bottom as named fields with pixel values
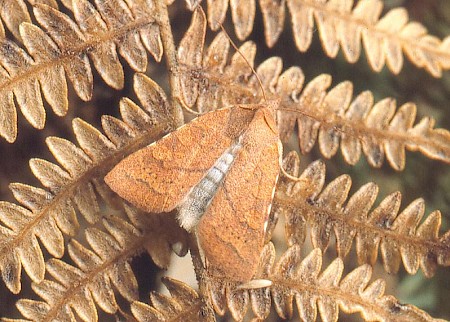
left=274, top=152, right=450, bottom=277
left=131, top=277, right=207, bottom=322
left=204, top=0, right=450, bottom=77
left=244, top=57, right=450, bottom=170
left=176, top=13, right=450, bottom=170
left=8, top=214, right=185, bottom=321
left=0, top=0, right=163, bottom=142
left=0, top=0, right=55, bottom=41
left=0, top=74, right=171, bottom=293
left=202, top=243, right=444, bottom=321
left=274, top=71, right=450, bottom=170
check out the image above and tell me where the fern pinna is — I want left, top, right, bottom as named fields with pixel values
left=0, top=0, right=449, bottom=321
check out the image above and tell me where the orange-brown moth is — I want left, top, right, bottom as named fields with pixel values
left=105, top=98, right=282, bottom=281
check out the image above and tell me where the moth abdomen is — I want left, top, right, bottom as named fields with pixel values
left=177, top=140, right=242, bottom=231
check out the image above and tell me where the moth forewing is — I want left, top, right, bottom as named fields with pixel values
left=196, top=106, right=281, bottom=281
left=105, top=106, right=256, bottom=213
left=105, top=102, right=282, bottom=281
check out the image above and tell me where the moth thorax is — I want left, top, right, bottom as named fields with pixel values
left=177, top=139, right=242, bottom=231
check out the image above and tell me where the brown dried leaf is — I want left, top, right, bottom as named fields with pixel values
left=72, top=119, right=116, bottom=162
left=311, top=174, right=351, bottom=252
left=273, top=63, right=449, bottom=168
left=205, top=245, right=443, bottom=321
left=34, top=4, right=93, bottom=101
left=206, top=0, right=449, bottom=75
left=340, top=91, right=373, bottom=164
left=178, top=7, right=207, bottom=107
left=260, top=0, right=286, bottom=48
left=177, top=20, right=448, bottom=170
left=230, top=0, right=255, bottom=40
left=93, top=0, right=147, bottom=71
left=0, top=0, right=31, bottom=41
left=296, top=74, right=332, bottom=153
left=207, top=0, right=228, bottom=31
left=0, top=0, right=161, bottom=142
left=0, top=74, right=170, bottom=293
left=0, top=38, right=45, bottom=130
left=15, top=213, right=185, bottom=321
left=20, top=22, right=68, bottom=117
left=336, top=182, right=378, bottom=258
left=197, top=31, right=230, bottom=113
left=122, top=0, right=163, bottom=62
left=72, top=0, right=125, bottom=89
left=275, top=154, right=450, bottom=276
left=227, top=287, right=250, bottom=320
left=276, top=66, right=305, bottom=141
left=132, top=277, right=205, bottom=322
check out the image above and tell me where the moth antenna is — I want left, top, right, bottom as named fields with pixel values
left=218, top=26, right=335, bottom=132
left=217, top=24, right=344, bottom=136
left=217, top=26, right=346, bottom=182
left=278, top=106, right=344, bottom=135
left=219, top=24, right=267, bottom=102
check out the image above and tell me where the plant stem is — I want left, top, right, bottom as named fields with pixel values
left=188, top=234, right=216, bottom=322
left=154, top=0, right=184, bottom=128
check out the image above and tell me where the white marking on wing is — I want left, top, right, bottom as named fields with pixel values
left=177, top=140, right=243, bottom=231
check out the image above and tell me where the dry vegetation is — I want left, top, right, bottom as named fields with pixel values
left=0, top=0, right=449, bottom=321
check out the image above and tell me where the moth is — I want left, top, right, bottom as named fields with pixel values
left=105, top=99, right=282, bottom=281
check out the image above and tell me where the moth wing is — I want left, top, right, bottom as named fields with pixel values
left=197, top=109, right=280, bottom=281
left=105, top=108, right=235, bottom=213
